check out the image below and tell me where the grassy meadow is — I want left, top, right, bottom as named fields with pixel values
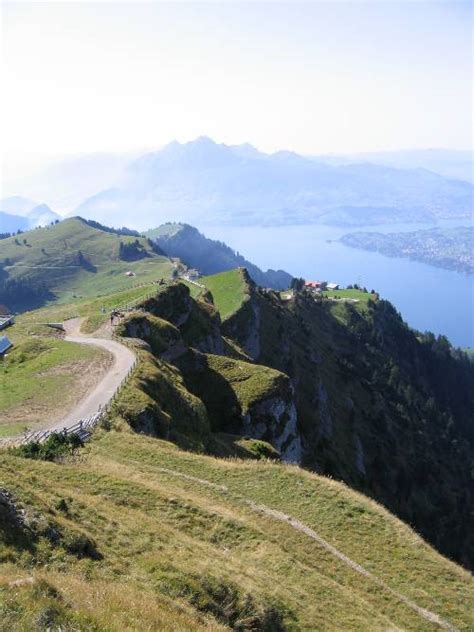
left=0, top=217, right=175, bottom=310
left=0, top=431, right=472, bottom=631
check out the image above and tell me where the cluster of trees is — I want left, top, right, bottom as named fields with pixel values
left=290, top=277, right=305, bottom=291
left=118, top=239, right=149, bottom=261
left=0, top=278, right=53, bottom=311
left=336, top=298, right=474, bottom=566
left=77, top=250, right=97, bottom=272
left=0, top=229, right=24, bottom=241
left=84, top=219, right=141, bottom=237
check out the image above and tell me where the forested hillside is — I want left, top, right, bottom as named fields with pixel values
left=147, top=222, right=292, bottom=289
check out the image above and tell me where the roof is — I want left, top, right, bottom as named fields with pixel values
left=327, top=283, right=339, bottom=289
left=305, top=281, right=323, bottom=288
left=0, top=316, right=14, bottom=330
left=0, top=336, right=13, bottom=355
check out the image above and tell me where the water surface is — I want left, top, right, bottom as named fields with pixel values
left=202, top=220, right=474, bottom=348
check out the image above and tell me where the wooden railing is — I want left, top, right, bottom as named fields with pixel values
left=3, top=337, right=139, bottom=449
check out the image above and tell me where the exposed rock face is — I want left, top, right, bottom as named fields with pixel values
left=121, top=312, right=186, bottom=359
left=243, top=393, right=302, bottom=463
left=316, top=381, right=333, bottom=439
left=355, top=435, right=366, bottom=476
left=144, top=283, right=225, bottom=355
left=0, top=488, right=28, bottom=533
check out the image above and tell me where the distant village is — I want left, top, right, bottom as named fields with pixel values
left=304, top=280, right=340, bottom=293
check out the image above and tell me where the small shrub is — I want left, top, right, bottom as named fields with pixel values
left=55, top=498, right=69, bottom=513
left=61, top=532, right=102, bottom=560
left=13, top=433, right=83, bottom=462
left=35, top=605, right=62, bottom=628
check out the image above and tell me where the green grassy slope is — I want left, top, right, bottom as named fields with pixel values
left=0, top=217, right=174, bottom=311
left=201, top=269, right=249, bottom=320
left=1, top=432, right=472, bottom=631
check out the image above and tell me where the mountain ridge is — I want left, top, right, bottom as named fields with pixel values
left=147, top=222, right=293, bottom=289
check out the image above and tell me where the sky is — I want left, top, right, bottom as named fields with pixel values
left=1, top=0, right=472, bottom=169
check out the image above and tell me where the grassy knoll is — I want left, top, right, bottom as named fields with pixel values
left=203, top=354, right=288, bottom=413
left=0, top=320, right=111, bottom=433
left=321, top=288, right=375, bottom=324
left=322, top=288, right=374, bottom=303
left=200, top=269, right=248, bottom=320
left=0, top=217, right=174, bottom=311
left=0, top=431, right=472, bottom=631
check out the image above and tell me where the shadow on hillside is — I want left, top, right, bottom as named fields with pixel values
left=176, top=352, right=243, bottom=434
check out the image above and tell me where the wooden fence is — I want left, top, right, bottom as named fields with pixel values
left=3, top=339, right=139, bottom=449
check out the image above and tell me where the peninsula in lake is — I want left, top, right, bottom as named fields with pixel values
left=341, top=226, right=474, bottom=275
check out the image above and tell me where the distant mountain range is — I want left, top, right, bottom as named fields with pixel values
left=3, top=141, right=473, bottom=230
left=315, top=149, right=474, bottom=184
left=0, top=197, right=61, bottom=234
left=147, top=222, right=293, bottom=289
left=74, top=137, right=473, bottom=229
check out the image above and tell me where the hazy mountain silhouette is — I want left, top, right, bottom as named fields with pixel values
left=75, top=137, right=473, bottom=229
left=0, top=198, right=60, bottom=232
left=315, top=149, right=474, bottom=184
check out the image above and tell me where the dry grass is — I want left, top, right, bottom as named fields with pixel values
left=0, top=431, right=472, bottom=631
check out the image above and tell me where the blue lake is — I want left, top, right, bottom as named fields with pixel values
left=202, top=220, right=474, bottom=349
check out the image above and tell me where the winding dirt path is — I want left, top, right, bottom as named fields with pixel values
left=47, top=318, right=136, bottom=432
left=155, top=466, right=457, bottom=631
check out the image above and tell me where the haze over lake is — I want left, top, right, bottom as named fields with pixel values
left=204, top=220, right=474, bottom=348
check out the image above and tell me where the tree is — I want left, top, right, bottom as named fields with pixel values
left=290, top=277, right=305, bottom=292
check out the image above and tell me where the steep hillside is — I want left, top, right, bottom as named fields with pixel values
left=217, top=271, right=474, bottom=568
left=147, top=222, right=292, bottom=289
left=200, top=269, right=249, bottom=320
left=2, top=269, right=473, bottom=629
left=1, top=432, right=472, bottom=631
left=0, top=217, right=174, bottom=311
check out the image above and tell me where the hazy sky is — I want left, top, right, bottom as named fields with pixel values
left=1, top=1, right=472, bottom=161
